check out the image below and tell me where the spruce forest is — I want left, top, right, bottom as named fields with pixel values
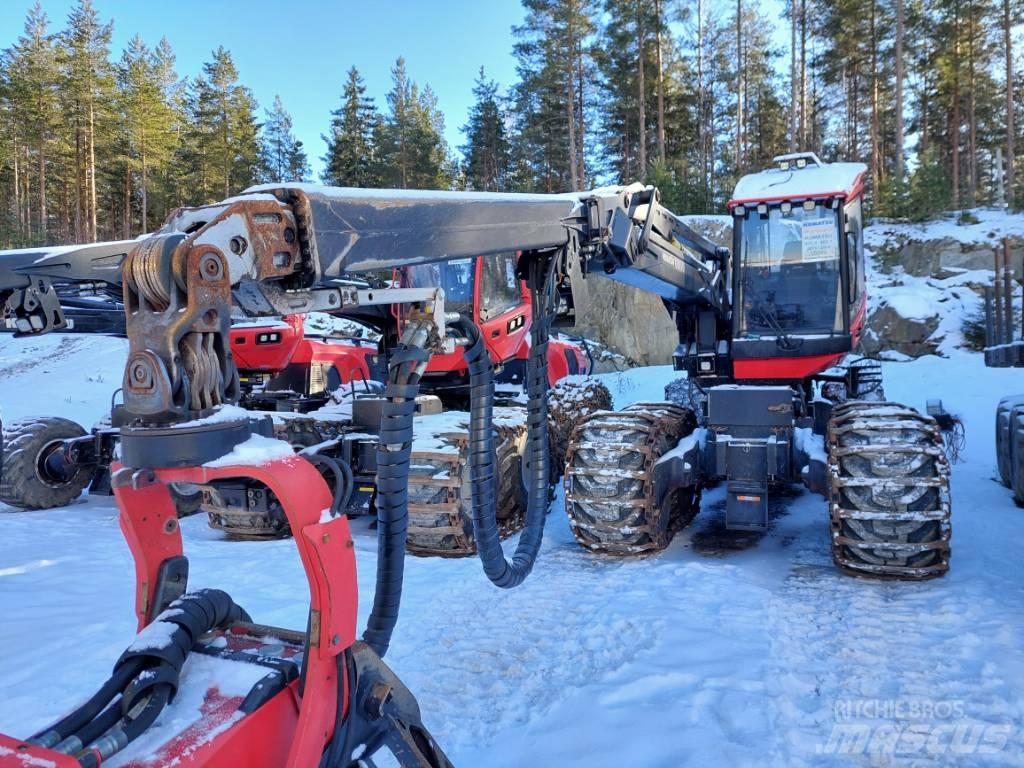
left=0, top=0, right=1020, bottom=248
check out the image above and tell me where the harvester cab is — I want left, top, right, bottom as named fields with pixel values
left=401, top=252, right=591, bottom=400
left=727, top=152, right=867, bottom=383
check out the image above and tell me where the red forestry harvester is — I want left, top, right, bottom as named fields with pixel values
left=564, top=153, right=951, bottom=579
left=0, top=163, right=950, bottom=767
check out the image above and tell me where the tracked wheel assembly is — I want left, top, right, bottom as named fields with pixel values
left=406, top=423, right=527, bottom=556
left=564, top=402, right=699, bottom=554
left=828, top=401, right=951, bottom=580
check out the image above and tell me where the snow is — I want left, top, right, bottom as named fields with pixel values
left=0, top=746, right=56, bottom=767
left=866, top=208, right=1024, bottom=248
left=731, top=161, right=866, bottom=203
left=245, top=182, right=586, bottom=208
left=865, top=230, right=987, bottom=355
left=203, top=434, right=297, bottom=468
left=3, top=294, right=1024, bottom=763
left=879, top=288, right=937, bottom=322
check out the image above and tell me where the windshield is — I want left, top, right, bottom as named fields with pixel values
left=735, top=203, right=843, bottom=338
left=403, top=258, right=476, bottom=316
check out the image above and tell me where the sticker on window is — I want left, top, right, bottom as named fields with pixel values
left=505, top=258, right=517, bottom=289
left=801, top=218, right=839, bottom=263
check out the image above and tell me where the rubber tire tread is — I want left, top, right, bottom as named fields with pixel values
left=0, top=416, right=90, bottom=510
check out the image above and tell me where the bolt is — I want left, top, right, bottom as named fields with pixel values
left=332, top=634, right=341, bottom=645
left=322, top=533, right=331, bottom=543
left=163, top=518, right=178, bottom=534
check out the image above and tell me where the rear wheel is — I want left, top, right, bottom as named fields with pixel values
left=994, top=396, right=1024, bottom=488
left=406, top=423, right=526, bottom=556
left=828, top=401, right=951, bottom=580
left=0, top=416, right=91, bottom=510
left=1011, top=408, right=1024, bottom=505
left=548, top=377, right=613, bottom=480
left=565, top=402, right=699, bottom=554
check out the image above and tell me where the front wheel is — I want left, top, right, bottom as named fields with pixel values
left=0, top=416, right=92, bottom=510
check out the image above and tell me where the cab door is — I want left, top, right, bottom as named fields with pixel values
left=477, top=252, right=531, bottom=365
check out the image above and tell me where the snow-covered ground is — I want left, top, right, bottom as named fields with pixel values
left=1, top=332, right=1023, bottom=766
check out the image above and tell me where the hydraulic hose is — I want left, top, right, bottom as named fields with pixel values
left=31, top=589, right=249, bottom=764
left=307, top=453, right=354, bottom=517
left=362, top=319, right=432, bottom=658
left=458, top=252, right=556, bottom=589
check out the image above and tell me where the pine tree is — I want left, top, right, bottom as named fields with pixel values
left=460, top=68, right=510, bottom=191
left=117, top=35, right=179, bottom=234
left=61, top=0, right=114, bottom=241
left=183, top=47, right=262, bottom=202
left=376, top=57, right=451, bottom=189
left=4, top=2, right=60, bottom=243
left=261, top=95, right=309, bottom=183
left=322, top=67, right=381, bottom=187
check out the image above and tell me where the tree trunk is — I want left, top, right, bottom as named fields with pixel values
left=869, top=0, right=881, bottom=198
left=577, top=39, right=586, bottom=186
left=565, top=4, right=580, bottom=191
left=654, top=0, right=666, bottom=163
left=123, top=167, right=131, bottom=239
left=790, top=0, right=798, bottom=152
left=800, top=0, right=807, bottom=147
left=697, top=0, right=707, bottom=202
left=141, top=146, right=148, bottom=232
left=74, top=120, right=83, bottom=243
left=967, top=0, right=977, bottom=204
left=895, top=0, right=905, bottom=181
left=735, top=0, right=743, bottom=170
left=637, top=0, right=647, bottom=178
left=12, top=136, right=20, bottom=243
left=951, top=1, right=961, bottom=209
left=1006, top=0, right=1016, bottom=205
left=88, top=96, right=97, bottom=242
left=38, top=145, right=46, bottom=241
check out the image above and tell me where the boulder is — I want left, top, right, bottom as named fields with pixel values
left=892, top=235, right=1024, bottom=278
left=863, top=302, right=940, bottom=357
left=569, top=215, right=733, bottom=366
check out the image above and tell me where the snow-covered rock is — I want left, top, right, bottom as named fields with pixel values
left=864, top=208, right=1024, bottom=358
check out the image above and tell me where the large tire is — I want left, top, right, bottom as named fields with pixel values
left=1011, top=408, right=1024, bottom=505
left=169, top=483, right=204, bottom=517
left=664, top=378, right=708, bottom=425
left=565, top=402, right=700, bottom=554
left=406, top=423, right=527, bottom=556
left=994, top=397, right=1023, bottom=488
left=828, top=401, right=951, bottom=580
left=548, top=377, right=613, bottom=479
left=0, top=416, right=91, bottom=510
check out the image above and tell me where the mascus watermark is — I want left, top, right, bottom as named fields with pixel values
left=818, top=699, right=1013, bottom=756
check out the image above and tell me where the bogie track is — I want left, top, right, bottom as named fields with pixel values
left=827, top=401, right=951, bottom=580
left=406, top=422, right=527, bottom=556
left=564, top=402, right=700, bottom=554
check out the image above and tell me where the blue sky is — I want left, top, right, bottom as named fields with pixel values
left=0, top=0, right=528, bottom=178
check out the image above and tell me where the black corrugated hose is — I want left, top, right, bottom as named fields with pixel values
left=362, top=320, right=431, bottom=658
left=458, top=252, right=556, bottom=589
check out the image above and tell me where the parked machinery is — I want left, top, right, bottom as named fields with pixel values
left=564, top=153, right=951, bottom=579
left=0, top=167, right=952, bottom=767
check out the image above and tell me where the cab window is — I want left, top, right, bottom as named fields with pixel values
left=480, top=252, right=521, bottom=320
left=845, top=198, right=864, bottom=307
